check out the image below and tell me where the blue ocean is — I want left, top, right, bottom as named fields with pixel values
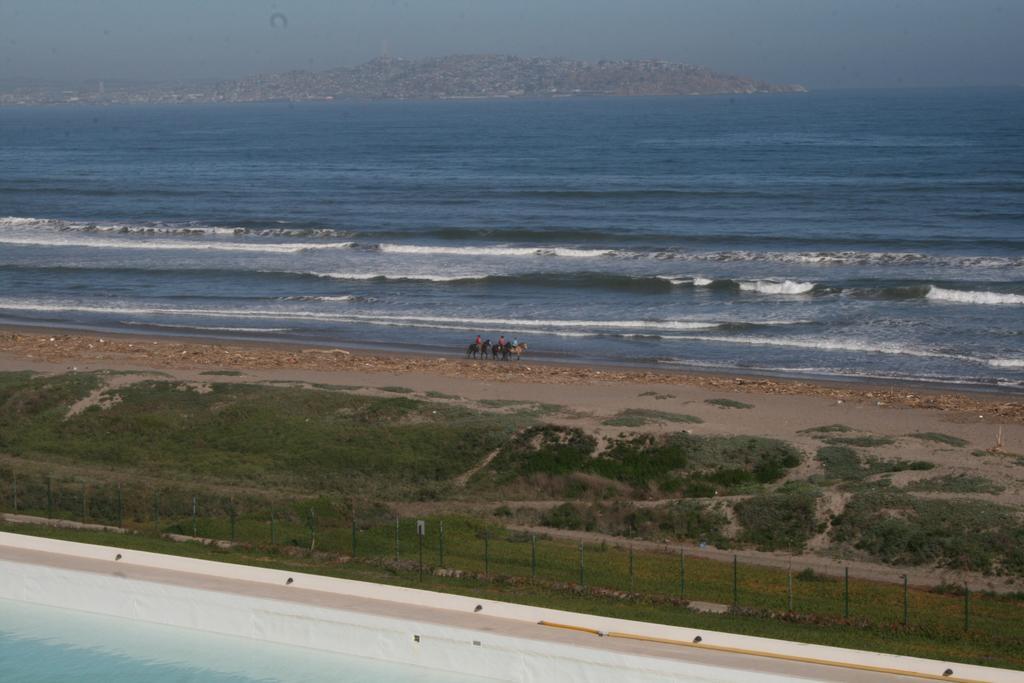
left=1, top=89, right=1022, bottom=390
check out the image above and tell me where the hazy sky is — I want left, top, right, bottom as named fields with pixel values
left=1, top=0, right=1022, bottom=88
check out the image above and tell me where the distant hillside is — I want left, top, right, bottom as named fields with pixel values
left=0, top=55, right=807, bottom=106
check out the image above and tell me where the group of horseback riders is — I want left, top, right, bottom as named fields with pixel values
left=466, top=334, right=527, bottom=361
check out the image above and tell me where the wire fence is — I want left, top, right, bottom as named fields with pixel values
left=1, top=469, right=1018, bottom=640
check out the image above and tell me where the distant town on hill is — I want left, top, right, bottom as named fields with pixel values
left=0, top=54, right=807, bottom=106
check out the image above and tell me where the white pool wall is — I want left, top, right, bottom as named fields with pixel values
left=0, top=532, right=1015, bottom=683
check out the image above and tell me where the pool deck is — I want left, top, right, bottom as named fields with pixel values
left=0, top=534, right=1015, bottom=683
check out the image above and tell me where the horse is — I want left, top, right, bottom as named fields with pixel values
left=510, top=342, right=527, bottom=360
left=465, top=342, right=481, bottom=359
left=491, top=342, right=502, bottom=360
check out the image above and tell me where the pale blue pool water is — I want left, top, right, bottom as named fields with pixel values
left=0, top=598, right=491, bottom=682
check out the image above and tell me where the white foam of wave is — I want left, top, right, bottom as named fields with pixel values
left=333, top=313, right=721, bottom=332
left=6, top=218, right=1021, bottom=269
left=0, top=217, right=42, bottom=227
left=311, top=271, right=471, bottom=282
left=659, top=333, right=971, bottom=361
left=0, top=216, right=342, bottom=238
left=0, top=299, right=726, bottom=334
left=926, top=285, right=1024, bottom=306
left=375, top=243, right=614, bottom=258
left=675, top=250, right=1023, bottom=269
left=280, top=295, right=359, bottom=302
left=658, top=359, right=1023, bottom=388
left=655, top=275, right=716, bottom=286
left=125, top=322, right=291, bottom=333
left=656, top=275, right=691, bottom=285
left=0, top=234, right=354, bottom=254
left=738, top=280, right=816, bottom=295
left=988, top=358, right=1024, bottom=369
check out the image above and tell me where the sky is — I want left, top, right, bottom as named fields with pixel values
left=1, top=0, right=1022, bottom=89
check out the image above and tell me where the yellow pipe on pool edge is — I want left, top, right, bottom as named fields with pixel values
left=536, top=621, right=604, bottom=636
left=536, top=621, right=989, bottom=683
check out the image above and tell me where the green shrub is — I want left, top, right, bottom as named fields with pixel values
left=823, top=435, right=896, bottom=448
left=816, top=446, right=865, bottom=480
left=907, top=474, right=1004, bottom=495
left=540, top=503, right=594, bottom=531
left=798, top=424, right=852, bottom=434
left=486, top=426, right=596, bottom=482
left=907, top=432, right=969, bottom=448
left=0, top=374, right=512, bottom=495
left=734, top=484, right=821, bottom=551
left=651, top=501, right=729, bottom=544
left=816, top=446, right=934, bottom=482
left=477, top=431, right=802, bottom=496
left=830, top=489, right=1024, bottom=574
left=705, top=398, right=753, bottom=409
left=602, top=409, right=703, bottom=427
left=424, top=390, right=460, bottom=399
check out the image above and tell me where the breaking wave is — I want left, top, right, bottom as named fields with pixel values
left=926, top=285, right=1024, bottom=306
left=738, top=280, right=816, bottom=295
left=375, top=243, right=615, bottom=258
left=988, top=358, right=1024, bottom=368
left=658, top=333, right=972, bottom=361
left=5, top=217, right=1021, bottom=268
left=0, top=233, right=353, bottom=254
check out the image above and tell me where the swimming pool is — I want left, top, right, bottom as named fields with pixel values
left=0, top=533, right=1014, bottom=683
left=0, top=597, right=486, bottom=683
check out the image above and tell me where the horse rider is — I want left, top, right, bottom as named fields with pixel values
left=475, top=334, right=482, bottom=347
left=498, top=335, right=506, bottom=349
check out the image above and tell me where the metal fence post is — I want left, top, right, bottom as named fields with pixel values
left=964, top=584, right=970, bottom=632
left=47, top=477, right=52, bottom=519
left=787, top=563, right=793, bottom=612
left=679, top=549, right=685, bottom=597
left=732, top=555, right=738, bottom=606
left=418, top=525, right=424, bottom=582
left=230, top=505, right=236, bottom=543
left=629, top=546, right=634, bottom=592
left=117, top=484, right=123, bottom=528
left=439, top=521, right=445, bottom=567
left=154, top=491, right=160, bottom=532
left=308, top=508, right=315, bottom=549
left=81, top=482, right=87, bottom=522
left=844, top=567, right=849, bottom=619
left=192, top=496, right=197, bottom=537
left=351, top=518, right=357, bottom=557
left=530, top=534, right=536, bottom=580
left=578, top=541, right=585, bottom=587
left=395, top=517, right=400, bottom=561
left=11, top=471, right=16, bottom=513
left=902, top=574, right=909, bottom=626
left=484, top=530, right=490, bottom=577
left=271, top=507, right=276, bottom=545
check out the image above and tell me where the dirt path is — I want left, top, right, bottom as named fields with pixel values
left=453, top=448, right=502, bottom=488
